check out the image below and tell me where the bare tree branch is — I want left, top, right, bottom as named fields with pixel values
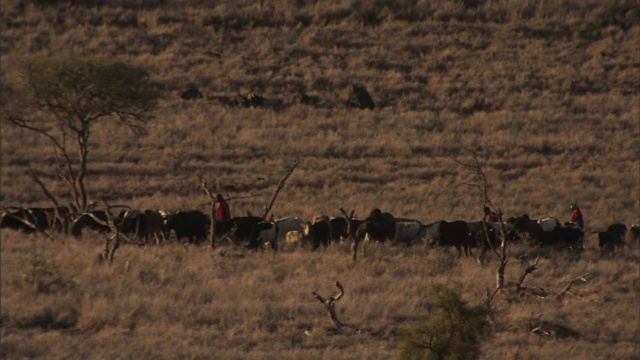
left=312, top=281, right=359, bottom=333
left=556, top=273, right=592, bottom=300
left=198, top=175, right=217, bottom=250
left=261, top=160, right=299, bottom=220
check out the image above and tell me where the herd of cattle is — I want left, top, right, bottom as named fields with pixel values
left=2, top=206, right=639, bottom=260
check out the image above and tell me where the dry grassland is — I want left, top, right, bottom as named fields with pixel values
left=1, top=0, right=639, bottom=359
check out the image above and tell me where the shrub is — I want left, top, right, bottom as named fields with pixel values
left=400, top=284, right=490, bottom=360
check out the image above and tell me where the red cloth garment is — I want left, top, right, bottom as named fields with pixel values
left=216, top=195, right=231, bottom=222
left=570, top=209, right=584, bottom=229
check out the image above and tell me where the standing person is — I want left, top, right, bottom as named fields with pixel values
left=484, top=206, right=499, bottom=223
left=216, top=194, right=231, bottom=222
left=570, top=202, right=584, bottom=230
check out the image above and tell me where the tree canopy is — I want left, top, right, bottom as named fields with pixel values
left=26, top=57, right=158, bottom=131
left=4, top=57, right=159, bottom=214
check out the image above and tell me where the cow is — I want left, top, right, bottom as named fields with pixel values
left=508, top=214, right=544, bottom=244
left=1, top=208, right=42, bottom=233
left=181, top=86, right=203, bottom=100
left=425, top=220, right=472, bottom=258
left=71, top=210, right=111, bottom=238
left=165, top=210, right=210, bottom=244
left=419, top=221, right=441, bottom=245
left=324, top=216, right=363, bottom=243
left=133, top=210, right=166, bottom=244
left=550, top=224, right=584, bottom=249
left=294, top=91, right=320, bottom=106
left=246, top=221, right=278, bottom=251
left=1, top=207, right=71, bottom=234
left=223, top=216, right=264, bottom=245
left=346, top=85, right=375, bottom=110
left=352, top=209, right=395, bottom=262
left=394, top=220, right=424, bottom=246
left=274, top=217, right=309, bottom=241
left=355, top=209, right=395, bottom=243
left=628, top=224, right=640, bottom=247
left=596, top=223, right=628, bottom=252
left=538, top=217, right=560, bottom=232
left=309, top=219, right=330, bottom=250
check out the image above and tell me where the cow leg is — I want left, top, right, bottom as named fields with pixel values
left=455, top=245, right=462, bottom=258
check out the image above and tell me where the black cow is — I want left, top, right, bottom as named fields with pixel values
left=1, top=208, right=41, bottom=233
left=71, top=211, right=110, bottom=238
left=181, top=86, right=203, bottom=100
left=165, top=210, right=210, bottom=244
left=629, top=224, right=640, bottom=247
left=246, top=221, right=278, bottom=251
left=346, top=85, right=375, bottom=110
left=223, top=216, right=264, bottom=245
left=547, top=224, right=584, bottom=249
left=355, top=209, right=395, bottom=243
left=426, top=220, right=472, bottom=258
left=1, top=207, right=70, bottom=234
left=597, top=223, right=627, bottom=252
left=352, top=209, right=395, bottom=262
left=309, top=219, right=330, bottom=250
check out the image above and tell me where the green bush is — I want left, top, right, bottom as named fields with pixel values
left=400, top=285, right=490, bottom=360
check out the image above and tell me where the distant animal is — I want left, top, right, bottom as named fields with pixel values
left=538, top=217, right=560, bottom=232
left=246, top=221, right=278, bottom=251
left=328, top=216, right=362, bottom=242
left=466, top=221, right=516, bottom=259
left=394, top=220, right=424, bottom=246
left=327, top=217, right=349, bottom=241
left=274, top=217, right=309, bottom=241
left=294, top=91, right=320, bottom=106
left=308, top=218, right=330, bottom=250
left=425, top=220, right=472, bottom=258
left=1, top=208, right=45, bottom=233
left=227, top=93, right=265, bottom=108
left=353, top=209, right=395, bottom=262
left=550, top=224, right=584, bottom=249
left=628, top=224, right=640, bottom=246
left=508, top=214, right=544, bottom=244
left=596, top=223, right=628, bottom=251
left=119, top=210, right=166, bottom=244
left=355, top=209, right=396, bottom=243
left=510, top=214, right=583, bottom=248
left=181, top=86, right=203, bottom=100
left=71, top=210, right=111, bottom=238
left=346, top=85, right=375, bottom=109
left=165, top=210, right=210, bottom=244
left=224, top=216, right=264, bottom=245
left=419, top=221, right=441, bottom=246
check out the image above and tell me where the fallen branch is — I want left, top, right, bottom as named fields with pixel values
left=312, top=281, right=359, bottom=333
left=556, top=273, right=592, bottom=300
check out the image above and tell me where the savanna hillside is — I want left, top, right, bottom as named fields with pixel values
left=1, top=1, right=639, bottom=359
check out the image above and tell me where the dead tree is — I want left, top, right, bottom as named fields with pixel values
left=312, top=281, right=359, bottom=333
left=27, top=169, right=73, bottom=237
left=102, top=201, right=129, bottom=264
left=457, top=151, right=509, bottom=289
left=261, top=160, right=299, bottom=220
left=198, top=176, right=218, bottom=250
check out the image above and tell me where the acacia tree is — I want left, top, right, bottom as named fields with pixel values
left=4, top=57, right=158, bottom=214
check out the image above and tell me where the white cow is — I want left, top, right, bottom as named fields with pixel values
left=394, top=221, right=424, bottom=245
left=274, top=217, right=310, bottom=240
left=538, top=217, right=559, bottom=232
